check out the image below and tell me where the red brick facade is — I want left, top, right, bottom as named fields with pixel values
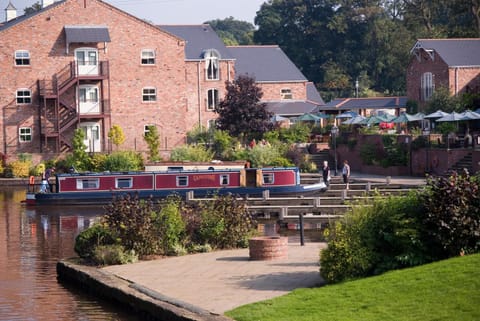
left=407, top=43, right=480, bottom=108
left=0, top=0, right=311, bottom=162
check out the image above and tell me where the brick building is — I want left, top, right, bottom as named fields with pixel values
left=407, top=39, right=480, bottom=107
left=0, top=0, right=320, bottom=161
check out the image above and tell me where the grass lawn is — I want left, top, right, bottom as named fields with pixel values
left=225, top=253, right=480, bottom=321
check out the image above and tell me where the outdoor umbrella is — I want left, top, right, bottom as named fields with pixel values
left=411, top=112, right=425, bottom=121
left=336, top=111, right=358, bottom=119
left=314, top=112, right=331, bottom=119
left=391, top=113, right=417, bottom=123
left=296, top=113, right=322, bottom=122
left=425, top=110, right=449, bottom=119
left=342, top=115, right=365, bottom=125
left=459, top=110, right=480, bottom=120
left=358, top=115, right=385, bottom=125
left=435, top=112, right=465, bottom=122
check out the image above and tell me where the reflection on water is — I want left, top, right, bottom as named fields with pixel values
left=0, top=187, right=140, bottom=321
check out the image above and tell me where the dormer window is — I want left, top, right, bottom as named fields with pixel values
left=15, top=50, right=30, bottom=66
left=281, top=88, right=292, bottom=99
left=204, top=49, right=220, bottom=80
left=141, top=49, right=155, bottom=65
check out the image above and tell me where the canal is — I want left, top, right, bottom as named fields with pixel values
left=0, top=187, right=140, bottom=321
left=0, top=186, right=323, bottom=320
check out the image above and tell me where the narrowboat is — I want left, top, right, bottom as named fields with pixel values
left=25, top=167, right=326, bottom=206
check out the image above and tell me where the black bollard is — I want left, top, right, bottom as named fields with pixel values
left=299, top=213, right=305, bottom=246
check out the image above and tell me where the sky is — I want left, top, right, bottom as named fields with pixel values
left=3, top=0, right=267, bottom=24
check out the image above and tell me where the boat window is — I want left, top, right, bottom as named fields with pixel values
left=116, top=178, right=133, bottom=189
left=263, top=173, right=274, bottom=184
left=168, top=166, right=183, bottom=171
left=176, top=176, right=188, bottom=187
left=220, top=174, right=229, bottom=185
left=76, top=178, right=99, bottom=189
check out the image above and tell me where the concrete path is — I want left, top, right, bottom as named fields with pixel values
left=103, top=242, right=326, bottom=315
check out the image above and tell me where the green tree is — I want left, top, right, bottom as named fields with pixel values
left=108, top=124, right=126, bottom=151
left=143, top=125, right=160, bottom=162
left=215, top=75, right=273, bottom=142
left=70, top=128, right=89, bottom=171
left=24, top=1, right=42, bottom=15
left=205, top=17, right=255, bottom=45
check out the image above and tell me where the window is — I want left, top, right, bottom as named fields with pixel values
left=79, top=87, right=99, bottom=103
left=116, top=178, right=133, bottom=189
left=207, top=119, right=216, bottom=129
left=263, top=173, right=274, bottom=184
left=220, top=174, right=229, bottom=185
left=207, top=89, right=219, bottom=110
left=144, top=125, right=156, bottom=136
left=142, top=87, right=156, bottom=102
left=176, top=176, right=188, bottom=187
left=421, top=72, right=434, bottom=101
left=76, top=178, right=99, bottom=189
left=204, top=49, right=220, bottom=80
left=281, top=88, right=292, bottom=99
left=141, top=49, right=155, bottom=65
left=15, top=50, right=30, bottom=66
left=19, top=127, right=32, bottom=142
left=16, top=89, right=32, bottom=104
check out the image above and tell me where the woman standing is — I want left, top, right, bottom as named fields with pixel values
left=342, top=160, right=350, bottom=190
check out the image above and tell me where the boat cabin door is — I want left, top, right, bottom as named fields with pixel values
left=240, top=169, right=263, bottom=187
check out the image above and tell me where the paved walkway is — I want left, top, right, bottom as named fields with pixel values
left=350, top=171, right=427, bottom=186
left=103, top=242, right=326, bottom=315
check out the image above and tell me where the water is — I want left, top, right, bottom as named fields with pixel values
left=0, top=187, right=140, bottom=321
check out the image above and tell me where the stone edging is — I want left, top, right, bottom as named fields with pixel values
left=57, top=259, right=233, bottom=321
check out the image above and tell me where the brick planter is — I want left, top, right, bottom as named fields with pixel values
left=248, top=236, right=288, bottom=260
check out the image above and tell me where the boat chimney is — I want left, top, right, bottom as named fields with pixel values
left=42, top=0, right=55, bottom=8
left=5, top=1, right=17, bottom=22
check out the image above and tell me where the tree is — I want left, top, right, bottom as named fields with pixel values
left=24, top=1, right=42, bottom=15
left=70, top=128, right=89, bottom=171
left=215, top=75, right=273, bottom=142
left=205, top=17, right=255, bottom=45
left=143, top=125, right=161, bottom=161
left=108, top=125, right=125, bottom=151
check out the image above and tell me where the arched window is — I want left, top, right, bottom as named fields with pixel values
left=421, top=72, right=434, bottom=101
left=204, top=49, right=220, bottom=80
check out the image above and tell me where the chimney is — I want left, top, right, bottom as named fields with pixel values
left=5, top=2, right=17, bottom=22
left=42, top=0, right=55, bottom=8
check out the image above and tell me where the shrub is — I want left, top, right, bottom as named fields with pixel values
left=102, top=194, right=159, bottom=257
left=92, top=244, right=138, bottom=265
left=7, top=160, right=31, bottom=178
left=196, top=194, right=256, bottom=249
left=154, top=195, right=187, bottom=255
left=246, top=145, right=283, bottom=168
left=320, top=193, right=426, bottom=283
left=170, top=144, right=214, bottom=162
left=74, top=223, right=117, bottom=259
left=420, top=170, right=480, bottom=258
left=102, top=151, right=143, bottom=172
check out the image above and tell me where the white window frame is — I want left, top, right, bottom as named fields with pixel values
left=76, top=178, right=99, bottom=189
left=263, top=173, right=274, bottom=185
left=142, top=87, right=157, bottom=102
left=207, top=119, right=216, bottom=129
left=421, top=72, right=434, bottom=101
left=19, top=127, right=32, bottom=142
left=204, top=49, right=220, bottom=80
left=207, top=88, right=219, bottom=110
left=176, top=176, right=188, bottom=187
left=116, top=177, right=133, bottom=189
left=281, top=88, right=293, bottom=99
left=141, top=49, right=156, bottom=65
left=220, top=174, right=229, bottom=186
left=15, top=50, right=30, bottom=66
left=16, top=89, right=32, bottom=104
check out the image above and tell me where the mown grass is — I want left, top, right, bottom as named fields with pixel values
left=226, top=253, right=480, bottom=321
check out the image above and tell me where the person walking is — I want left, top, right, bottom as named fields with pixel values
left=342, top=160, right=350, bottom=190
left=321, top=160, right=330, bottom=187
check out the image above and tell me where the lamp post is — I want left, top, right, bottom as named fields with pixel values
left=331, top=125, right=339, bottom=176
